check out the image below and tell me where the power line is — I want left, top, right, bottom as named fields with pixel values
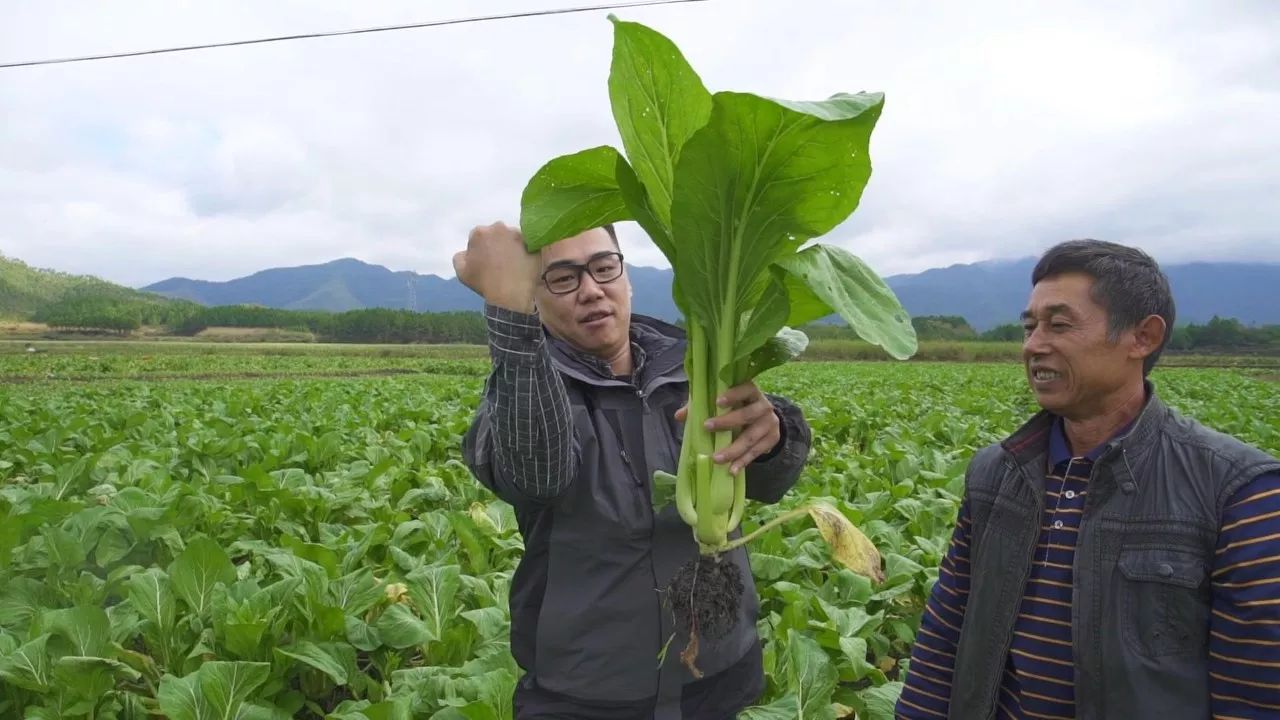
left=0, top=0, right=709, bottom=70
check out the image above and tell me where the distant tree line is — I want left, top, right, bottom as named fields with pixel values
left=33, top=296, right=1280, bottom=352
left=35, top=292, right=488, bottom=343
left=172, top=305, right=486, bottom=344
left=806, top=315, right=1280, bottom=352
left=1167, top=316, right=1280, bottom=352
left=32, top=288, right=195, bottom=334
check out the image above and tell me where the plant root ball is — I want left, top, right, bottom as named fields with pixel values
left=666, top=554, right=744, bottom=641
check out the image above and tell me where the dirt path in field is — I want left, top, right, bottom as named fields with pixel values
left=0, top=367, right=477, bottom=384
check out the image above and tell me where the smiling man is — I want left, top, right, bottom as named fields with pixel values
left=454, top=222, right=812, bottom=720
left=897, top=240, right=1280, bottom=719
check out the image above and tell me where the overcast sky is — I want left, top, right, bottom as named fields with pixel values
left=2, top=0, right=1278, bottom=287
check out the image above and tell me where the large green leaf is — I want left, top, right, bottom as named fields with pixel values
left=0, top=578, right=52, bottom=629
left=858, top=681, right=904, bottom=720
left=345, top=614, right=383, bottom=652
left=169, top=536, right=237, bottom=618
left=329, top=569, right=385, bottom=617
left=520, top=146, right=632, bottom=250
left=475, top=669, right=517, bottom=720
left=53, top=656, right=140, bottom=701
left=733, top=275, right=794, bottom=372
left=43, top=525, right=87, bottom=568
left=818, top=598, right=876, bottom=638
left=608, top=16, right=712, bottom=230
left=375, top=603, right=430, bottom=649
left=406, top=564, right=461, bottom=643
left=41, top=606, right=110, bottom=657
left=461, top=607, right=508, bottom=655
left=772, top=244, right=917, bottom=359
left=650, top=470, right=678, bottom=511
left=276, top=641, right=348, bottom=685
left=95, top=525, right=134, bottom=565
left=738, top=327, right=810, bottom=382
left=281, top=535, right=339, bottom=579
left=0, top=634, right=52, bottom=692
left=128, top=567, right=176, bottom=635
left=436, top=702, right=499, bottom=720
left=359, top=699, right=414, bottom=720
left=787, top=632, right=838, bottom=720
left=157, top=672, right=211, bottom=720
left=739, top=694, right=800, bottom=720
left=669, top=91, right=883, bottom=337
left=836, top=636, right=880, bottom=682
left=615, top=153, right=675, bottom=264
left=198, top=661, right=270, bottom=720
left=222, top=619, right=268, bottom=659
left=240, top=703, right=294, bottom=720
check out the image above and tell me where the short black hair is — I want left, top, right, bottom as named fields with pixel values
left=1032, top=239, right=1175, bottom=376
left=602, top=223, right=618, bottom=247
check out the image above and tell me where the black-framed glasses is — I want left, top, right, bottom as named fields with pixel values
left=541, top=252, right=625, bottom=295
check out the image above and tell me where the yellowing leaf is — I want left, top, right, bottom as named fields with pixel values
left=468, top=502, right=498, bottom=535
left=807, top=503, right=884, bottom=583
left=384, top=583, right=409, bottom=604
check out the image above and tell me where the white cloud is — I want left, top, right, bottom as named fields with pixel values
left=1, top=0, right=1277, bottom=287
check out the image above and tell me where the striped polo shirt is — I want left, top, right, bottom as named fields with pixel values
left=996, top=418, right=1101, bottom=717
left=897, top=417, right=1280, bottom=719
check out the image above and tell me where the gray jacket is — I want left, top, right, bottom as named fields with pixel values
left=463, top=313, right=811, bottom=718
left=950, top=389, right=1280, bottom=719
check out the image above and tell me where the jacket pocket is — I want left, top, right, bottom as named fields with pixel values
left=1119, top=547, right=1209, bottom=657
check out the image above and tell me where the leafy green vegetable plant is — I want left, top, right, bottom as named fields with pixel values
left=522, top=17, right=916, bottom=549
left=519, top=16, right=917, bottom=660
left=1, top=352, right=1274, bottom=715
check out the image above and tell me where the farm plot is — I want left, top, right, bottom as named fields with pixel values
left=0, top=358, right=1275, bottom=718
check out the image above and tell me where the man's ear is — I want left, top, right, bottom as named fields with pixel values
left=1131, top=314, right=1167, bottom=362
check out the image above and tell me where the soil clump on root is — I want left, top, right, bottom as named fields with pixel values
left=666, top=555, right=744, bottom=677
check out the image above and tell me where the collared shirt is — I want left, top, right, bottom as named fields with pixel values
left=898, top=417, right=1280, bottom=719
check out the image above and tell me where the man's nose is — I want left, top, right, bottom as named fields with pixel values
left=577, top=273, right=606, bottom=300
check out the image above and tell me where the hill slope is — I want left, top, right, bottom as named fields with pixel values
left=1, top=254, right=180, bottom=320
left=144, top=256, right=1280, bottom=330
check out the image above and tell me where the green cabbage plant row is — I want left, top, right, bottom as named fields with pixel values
left=0, top=362, right=1274, bottom=719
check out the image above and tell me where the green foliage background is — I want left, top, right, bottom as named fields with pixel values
left=0, top=352, right=1275, bottom=719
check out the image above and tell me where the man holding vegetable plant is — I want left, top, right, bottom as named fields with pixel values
left=898, top=240, right=1280, bottom=719
left=453, top=15, right=920, bottom=718
left=456, top=220, right=813, bottom=720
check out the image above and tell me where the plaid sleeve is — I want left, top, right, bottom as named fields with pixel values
left=480, top=304, right=577, bottom=501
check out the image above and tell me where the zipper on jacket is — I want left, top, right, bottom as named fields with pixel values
left=983, top=456, right=1040, bottom=719
left=618, top=448, right=642, bottom=487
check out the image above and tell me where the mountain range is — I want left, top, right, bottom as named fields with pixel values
left=142, top=256, right=1280, bottom=331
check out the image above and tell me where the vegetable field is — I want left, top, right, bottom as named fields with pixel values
left=0, top=349, right=1276, bottom=719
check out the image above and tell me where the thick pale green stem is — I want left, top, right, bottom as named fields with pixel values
left=710, top=314, right=748, bottom=537
left=676, top=322, right=711, bottom=526
left=674, top=432, right=697, bottom=525
left=697, top=320, right=735, bottom=549
left=674, top=324, right=700, bottom=526
left=695, top=453, right=724, bottom=546
left=726, top=467, right=747, bottom=532
left=679, top=313, right=751, bottom=552
left=704, top=338, right=735, bottom=541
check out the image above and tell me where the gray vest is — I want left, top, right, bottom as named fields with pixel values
left=950, top=391, right=1280, bottom=720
